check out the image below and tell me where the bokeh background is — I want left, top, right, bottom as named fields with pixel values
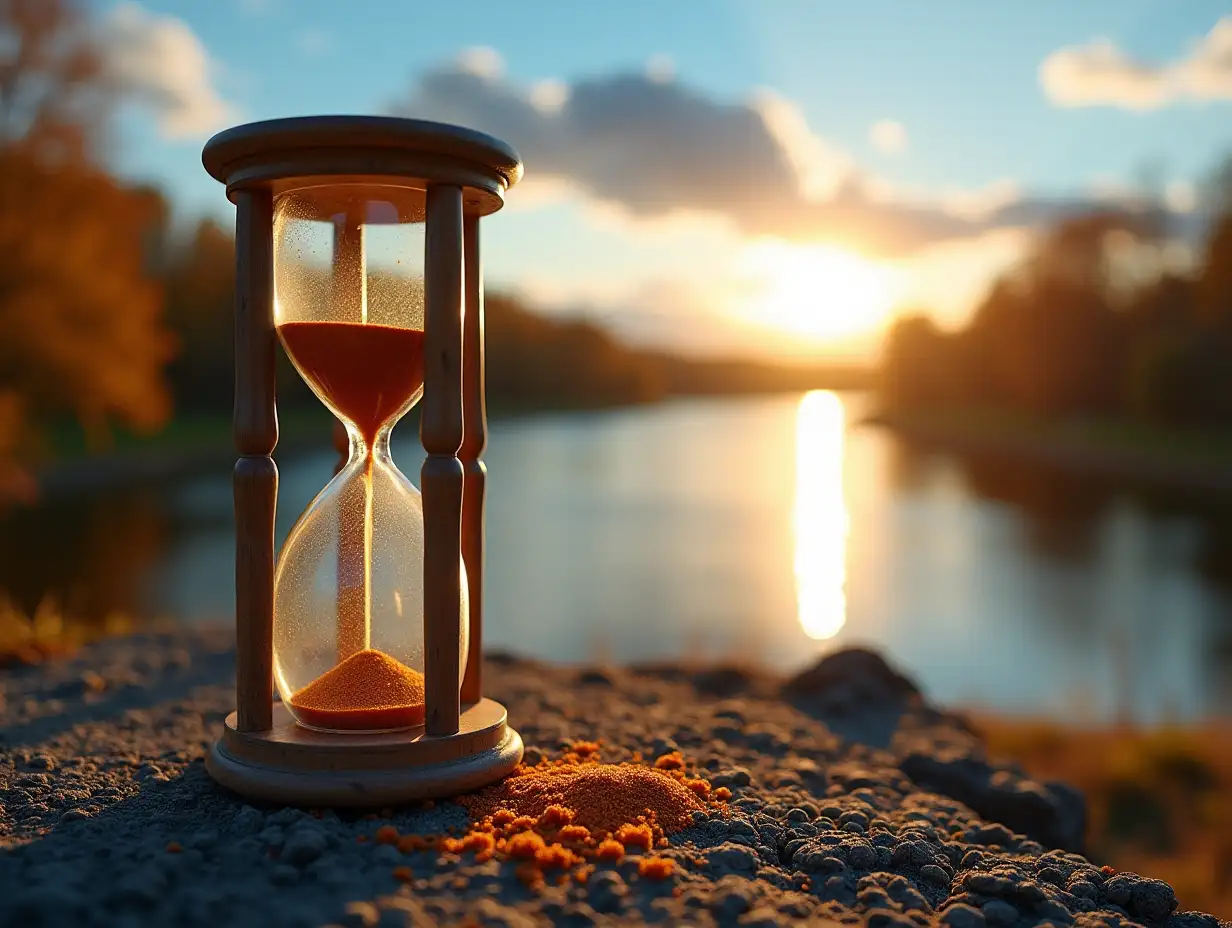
left=2, top=0, right=1232, bottom=908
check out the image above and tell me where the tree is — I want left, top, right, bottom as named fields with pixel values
left=878, top=312, right=958, bottom=411
left=0, top=0, right=173, bottom=500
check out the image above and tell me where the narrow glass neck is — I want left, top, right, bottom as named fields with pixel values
left=347, top=422, right=394, bottom=463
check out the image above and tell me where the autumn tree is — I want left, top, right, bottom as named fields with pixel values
left=0, top=0, right=173, bottom=500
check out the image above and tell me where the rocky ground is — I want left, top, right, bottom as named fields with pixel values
left=0, top=627, right=1226, bottom=928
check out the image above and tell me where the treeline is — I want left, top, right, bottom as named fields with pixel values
left=0, top=0, right=865, bottom=504
left=879, top=169, right=1232, bottom=429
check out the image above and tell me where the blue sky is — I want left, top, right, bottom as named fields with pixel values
left=92, top=0, right=1232, bottom=359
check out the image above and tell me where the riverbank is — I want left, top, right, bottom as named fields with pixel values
left=867, top=408, right=1232, bottom=497
left=2, top=627, right=1227, bottom=927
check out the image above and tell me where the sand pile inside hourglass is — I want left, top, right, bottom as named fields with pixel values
left=278, top=319, right=427, bottom=732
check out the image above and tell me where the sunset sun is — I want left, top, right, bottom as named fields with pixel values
left=741, top=242, right=901, bottom=342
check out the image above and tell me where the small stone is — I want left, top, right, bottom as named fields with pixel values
left=372, top=844, right=401, bottom=866
left=982, top=899, right=1018, bottom=926
left=846, top=841, right=877, bottom=870
left=972, top=823, right=1014, bottom=846
left=921, top=864, right=952, bottom=887
left=966, top=873, right=1012, bottom=895
left=522, top=747, right=544, bottom=766
left=1037, top=867, right=1065, bottom=887
left=941, top=904, right=987, bottom=928
left=1104, top=876, right=1133, bottom=907
left=714, top=768, right=753, bottom=789
left=869, top=914, right=918, bottom=928
left=234, top=806, right=265, bottom=832
left=283, top=827, right=327, bottom=866
left=707, top=843, right=759, bottom=875
left=1068, top=881, right=1098, bottom=899
left=60, top=809, right=91, bottom=823
left=858, top=887, right=894, bottom=910
left=740, top=906, right=782, bottom=928
left=961, top=850, right=985, bottom=869
left=785, top=808, right=810, bottom=825
left=713, top=886, right=752, bottom=919
left=577, top=668, right=614, bottom=685
left=1036, top=900, right=1073, bottom=924
left=270, top=864, right=298, bottom=886
left=1131, top=879, right=1178, bottom=923
left=588, top=871, right=627, bottom=914
left=258, top=823, right=285, bottom=845
left=26, top=754, right=56, bottom=771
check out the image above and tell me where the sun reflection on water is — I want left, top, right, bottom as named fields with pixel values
left=794, top=391, right=849, bottom=640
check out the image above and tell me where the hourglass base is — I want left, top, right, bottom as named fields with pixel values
left=206, top=698, right=522, bottom=807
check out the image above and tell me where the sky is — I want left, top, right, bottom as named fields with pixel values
left=87, top=0, right=1232, bottom=361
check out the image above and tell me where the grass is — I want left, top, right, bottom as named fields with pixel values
left=976, top=715, right=1232, bottom=917
left=0, top=596, right=133, bottom=667
left=42, top=408, right=336, bottom=462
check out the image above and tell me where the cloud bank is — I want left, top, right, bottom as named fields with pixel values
left=98, top=3, right=232, bottom=139
left=1040, top=17, right=1232, bottom=110
left=393, top=49, right=1151, bottom=257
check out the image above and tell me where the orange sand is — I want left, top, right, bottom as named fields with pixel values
left=289, top=649, right=424, bottom=731
left=362, top=748, right=731, bottom=892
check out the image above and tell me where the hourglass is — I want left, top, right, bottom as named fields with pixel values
left=201, top=117, right=523, bottom=805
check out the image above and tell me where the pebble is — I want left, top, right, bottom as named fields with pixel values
left=941, top=904, right=988, bottom=928
left=982, top=899, right=1018, bottom=925
left=283, top=828, right=327, bottom=866
left=588, top=871, right=627, bottom=914
left=707, top=843, right=760, bottom=875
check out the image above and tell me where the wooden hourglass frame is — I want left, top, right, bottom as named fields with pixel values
left=202, top=117, right=523, bottom=805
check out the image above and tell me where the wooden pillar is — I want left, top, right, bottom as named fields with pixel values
left=421, top=184, right=465, bottom=736
left=459, top=214, right=486, bottom=705
left=232, top=187, right=278, bottom=733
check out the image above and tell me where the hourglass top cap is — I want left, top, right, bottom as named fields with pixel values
left=202, top=116, right=522, bottom=213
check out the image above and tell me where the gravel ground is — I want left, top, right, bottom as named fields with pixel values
left=0, top=628, right=1226, bottom=928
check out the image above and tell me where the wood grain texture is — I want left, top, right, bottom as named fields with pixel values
left=234, top=457, right=277, bottom=732
left=203, top=116, right=523, bottom=189
left=460, top=214, right=487, bottom=705
left=233, top=189, right=277, bottom=734
left=421, top=184, right=465, bottom=736
left=207, top=701, right=523, bottom=807
left=421, top=456, right=464, bottom=736
left=233, top=190, right=277, bottom=457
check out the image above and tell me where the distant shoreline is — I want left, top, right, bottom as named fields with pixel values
left=867, top=407, right=1232, bottom=497
left=35, top=389, right=863, bottom=499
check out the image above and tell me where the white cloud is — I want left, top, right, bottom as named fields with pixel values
left=99, top=3, right=233, bottom=139
left=1040, top=17, right=1232, bottom=110
left=750, top=90, right=854, bottom=200
left=869, top=119, right=907, bottom=154
left=645, top=54, right=676, bottom=84
left=529, top=80, right=568, bottom=113
left=393, top=53, right=1188, bottom=258
left=455, top=46, right=504, bottom=80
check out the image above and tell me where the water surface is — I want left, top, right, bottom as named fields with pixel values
left=4, top=392, right=1231, bottom=723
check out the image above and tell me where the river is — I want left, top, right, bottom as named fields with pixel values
left=3, top=391, right=1231, bottom=723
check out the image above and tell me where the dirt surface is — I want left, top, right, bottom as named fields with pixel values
left=0, top=628, right=1226, bottom=928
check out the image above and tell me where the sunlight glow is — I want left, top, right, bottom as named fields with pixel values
left=742, top=241, right=900, bottom=341
left=794, top=391, right=849, bottom=640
